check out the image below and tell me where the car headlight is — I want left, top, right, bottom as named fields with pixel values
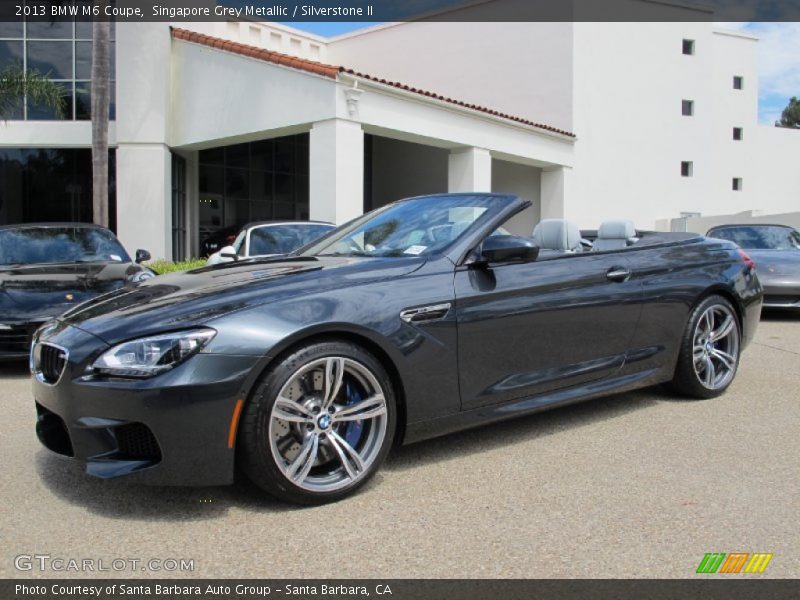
left=91, top=328, right=216, bottom=378
left=129, top=269, right=156, bottom=283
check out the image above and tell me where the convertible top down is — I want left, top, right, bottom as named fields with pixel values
left=31, top=194, right=762, bottom=504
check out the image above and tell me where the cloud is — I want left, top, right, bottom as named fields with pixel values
left=715, top=22, right=800, bottom=123
left=745, top=22, right=800, bottom=98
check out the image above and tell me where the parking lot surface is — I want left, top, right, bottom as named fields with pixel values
left=2, top=313, right=798, bottom=579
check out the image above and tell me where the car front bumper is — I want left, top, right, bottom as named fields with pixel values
left=0, top=321, right=46, bottom=360
left=32, top=324, right=261, bottom=486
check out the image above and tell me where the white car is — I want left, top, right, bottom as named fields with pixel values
left=206, top=221, right=335, bottom=265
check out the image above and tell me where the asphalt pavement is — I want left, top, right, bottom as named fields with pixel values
left=2, top=312, right=798, bottom=579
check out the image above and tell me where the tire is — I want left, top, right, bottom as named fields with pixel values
left=238, top=340, right=396, bottom=504
left=670, top=295, right=741, bottom=399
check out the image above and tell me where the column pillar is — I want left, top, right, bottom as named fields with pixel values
left=540, top=166, right=572, bottom=219
left=309, top=119, right=364, bottom=225
left=448, top=147, right=492, bottom=193
left=116, top=144, right=172, bottom=260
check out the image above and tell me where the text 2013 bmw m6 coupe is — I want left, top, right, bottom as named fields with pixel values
left=31, top=194, right=762, bottom=504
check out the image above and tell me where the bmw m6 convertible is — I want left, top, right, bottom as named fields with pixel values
left=31, top=194, right=763, bottom=504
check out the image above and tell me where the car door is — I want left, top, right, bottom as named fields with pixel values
left=454, top=252, right=643, bottom=410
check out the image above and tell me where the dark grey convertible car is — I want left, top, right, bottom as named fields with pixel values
left=31, top=194, right=762, bottom=504
left=707, top=224, right=800, bottom=310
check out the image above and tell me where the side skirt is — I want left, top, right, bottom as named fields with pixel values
left=402, top=367, right=667, bottom=445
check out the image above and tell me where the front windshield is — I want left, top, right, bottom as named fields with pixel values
left=231, top=230, right=247, bottom=254
left=709, top=226, right=800, bottom=250
left=0, top=226, right=131, bottom=266
left=249, top=224, right=333, bottom=256
left=303, top=195, right=511, bottom=258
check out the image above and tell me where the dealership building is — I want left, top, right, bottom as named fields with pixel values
left=1, top=0, right=798, bottom=260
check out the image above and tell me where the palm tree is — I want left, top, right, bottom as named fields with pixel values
left=91, top=9, right=112, bottom=228
left=0, top=64, right=65, bottom=121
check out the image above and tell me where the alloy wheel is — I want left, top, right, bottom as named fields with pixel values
left=268, top=356, right=389, bottom=492
left=692, top=304, right=740, bottom=390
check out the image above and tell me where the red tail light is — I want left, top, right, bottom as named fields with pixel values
left=738, top=248, right=755, bottom=270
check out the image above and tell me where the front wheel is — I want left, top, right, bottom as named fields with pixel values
left=238, top=341, right=396, bottom=504
left=670, top=295, right=741, bottom=399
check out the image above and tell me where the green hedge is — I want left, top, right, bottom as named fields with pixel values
left=146, top=258, right=207, bottom=275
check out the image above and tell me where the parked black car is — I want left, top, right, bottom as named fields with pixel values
left=707, top=224, right=800, bottom=310
left=0, top=223, right=152, bottom=359
left=31, top=194, right=762, bottom=504
left=198, top=226, right=239, bottom=258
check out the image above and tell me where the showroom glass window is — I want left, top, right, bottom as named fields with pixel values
left=0, top=148, right=117, bottom=229
left=0, top=15, right=116, bottom=120
left=198, top=135, right=311, bottom=241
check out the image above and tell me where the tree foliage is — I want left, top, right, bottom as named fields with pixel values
left=775, top=96, right=800, bottom=129
left=0, top=64, right=65, bottom=120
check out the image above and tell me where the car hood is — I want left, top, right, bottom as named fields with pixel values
left=747, top=250, right=800, bottom=277
left=0, top=262, right=137, bottom=323
left=60, top=255, right=426, bottom=343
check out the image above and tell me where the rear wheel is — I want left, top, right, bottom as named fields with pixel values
left=238, top=341, right=396, bottom=504
left=670, top=295, right=741, bottom=399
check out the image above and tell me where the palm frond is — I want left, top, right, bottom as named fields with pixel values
left=0, top=64, right=66, bottom=120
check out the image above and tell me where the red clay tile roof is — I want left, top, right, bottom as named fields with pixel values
left=172, top=28, right=341, bottom=78
left=171, top=28, right=575, bottom=138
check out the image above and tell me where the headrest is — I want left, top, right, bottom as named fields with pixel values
left=598, top=220, right=637, bottom=240
left=532, top=219, right=582, bottom=252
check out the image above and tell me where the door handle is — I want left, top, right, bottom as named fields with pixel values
left=606, top=267, right=631, bottom=282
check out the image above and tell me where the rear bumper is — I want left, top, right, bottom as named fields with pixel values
left=32, top=329, right=261, bottom=486
left=762, top=283, right=800, bottom=309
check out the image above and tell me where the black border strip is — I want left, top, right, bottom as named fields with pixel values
left=1, top=0, right=800, bottom=23
left=3, top=579, right=799, bottom=600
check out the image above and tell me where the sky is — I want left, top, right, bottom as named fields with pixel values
left=288, top=21, right=798, bottom=126
left=714, top=22, right=800, bottom=124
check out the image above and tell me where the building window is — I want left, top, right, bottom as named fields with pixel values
left=198, top=134, right=310, bottom=250
left=682, top=39, right=695, bottom=55
left=171, top=154, right=187, bottom=261
left=682, top=100, right=694, bottom=116
left=733, top=76, right=744, bottom=90
left=0, top=19, right=116, bottom=121
left=732, top=177, right=742, bottom=191
left=733, top=127, right=743, bottom=141
left=681, top=161, right=693, bottom=177
left=0, top=148, right=117, bottom=229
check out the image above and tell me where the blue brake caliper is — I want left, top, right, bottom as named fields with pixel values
left=343, top=382, right=364, bottom=447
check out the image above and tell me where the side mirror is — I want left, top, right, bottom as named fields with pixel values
left=219, top=245, right=238, bottom=261
left=476, top=235, right=539, bottom=266
left=135, top=249, right=151, bottom=264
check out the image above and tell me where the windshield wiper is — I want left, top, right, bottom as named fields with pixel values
left=317, top=251, right=373, bottom=257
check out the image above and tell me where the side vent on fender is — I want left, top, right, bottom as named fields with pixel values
left=400, top=303, right=452, bottom=325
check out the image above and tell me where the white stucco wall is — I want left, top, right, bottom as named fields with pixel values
left=570, top=18, right=798, bottom=230
left=170, top=38, right=338, bottom=149
left=754, top=126, right=800, bottom=213
left=491, top=159, right=542, bottom=236
left=328, top=18, right=574, bottom=132
left=707, top=29, right=761, bottom=216
left=369, top=136, right=449, bottom=208
left=571, top=20, right=717, bottom=230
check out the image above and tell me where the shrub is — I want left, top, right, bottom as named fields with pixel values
left=146, top=258, right=207, bottom=275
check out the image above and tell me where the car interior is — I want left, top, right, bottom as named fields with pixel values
left=525, top=218, right=641, bottom=259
